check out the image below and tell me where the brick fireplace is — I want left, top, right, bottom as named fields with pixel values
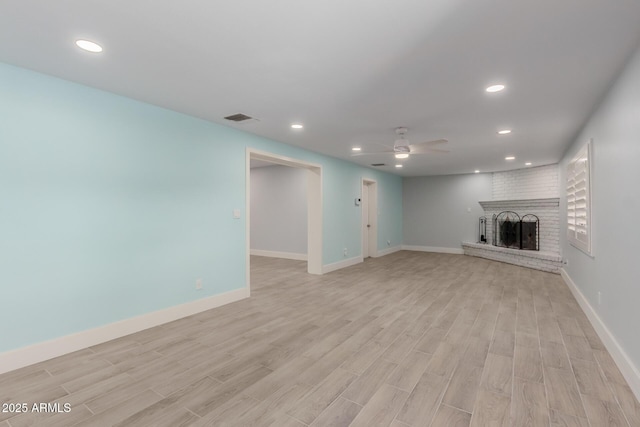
left=462, top=165, right=563, bottom=273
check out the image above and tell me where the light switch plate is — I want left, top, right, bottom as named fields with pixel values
left=233, top=209, right=241, bottom=219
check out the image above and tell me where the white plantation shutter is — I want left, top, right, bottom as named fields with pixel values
left=566, top=142, right=592, bottom=255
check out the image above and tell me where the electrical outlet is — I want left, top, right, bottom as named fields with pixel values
left=343, top=248, right=348, bottom=257
left=387, top=240, right=391, bottom=246
left=196, top=278, right=203, bottom=290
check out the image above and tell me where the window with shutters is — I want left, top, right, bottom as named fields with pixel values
left=566, top=141, right=592, bottom=255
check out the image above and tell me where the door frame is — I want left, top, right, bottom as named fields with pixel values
left=246, top=148, right=323, bottom=294
left=362, top=178, right=378, bottom=258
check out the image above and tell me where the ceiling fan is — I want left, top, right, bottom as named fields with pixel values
left=352, top=127, right=449, bottom=159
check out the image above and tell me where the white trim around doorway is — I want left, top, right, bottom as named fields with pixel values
left=246, top=149, right=323, bottom=294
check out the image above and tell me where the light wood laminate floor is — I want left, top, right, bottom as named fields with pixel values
left=1, top=252, right=639, bottom=426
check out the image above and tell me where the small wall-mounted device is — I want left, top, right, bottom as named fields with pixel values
left=355, top=197, right=361, bottom=206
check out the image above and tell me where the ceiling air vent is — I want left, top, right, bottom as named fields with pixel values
left=224, top=113, right=253, bottom=122
left=371, top=163, right=386, bottom=167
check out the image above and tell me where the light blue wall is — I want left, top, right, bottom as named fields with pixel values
left=0, top=62, right=402, bottom=353
left=377, top=172, right=404, bottom=250
left=560, top=43, right=640, bottom=370
left=321, top=161, right=404, bottom=257
left=403, top=174, right=492, bottom=249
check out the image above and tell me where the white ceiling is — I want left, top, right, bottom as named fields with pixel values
left=2, top=0, right=639, bottom=176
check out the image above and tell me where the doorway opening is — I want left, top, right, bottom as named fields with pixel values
left=246, top=149, right=323, bottom=294
left=362, top=179, right=378, bottom=258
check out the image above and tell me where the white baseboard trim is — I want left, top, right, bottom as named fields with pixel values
left=561, top=269, right=640, bottom=401
left=322, top=255, right=363, bottom=274
left=0, top=287, right=249, bottom=375
left=401, top=245, right=464, bottom=255
left=373, top=245, right=402, bottom=257
left=250, top=249, right=308, bottom=261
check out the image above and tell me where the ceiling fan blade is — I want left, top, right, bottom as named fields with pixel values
left=410, top=138, right=448, bottom=147
left=408, top=147, right=450, bottom=154
left=350, top=150, right=394, bottom=156
left=409, top=140, right=449, bottom=154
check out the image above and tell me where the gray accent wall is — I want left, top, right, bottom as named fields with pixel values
left=250, top=165, right=307, bottom=255
left=560, top=43, right=640, bottom=372
left=403, top=174, right=492, bottom=249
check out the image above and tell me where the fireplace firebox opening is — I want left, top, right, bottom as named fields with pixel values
left=490, top=211, right=539, bottom=251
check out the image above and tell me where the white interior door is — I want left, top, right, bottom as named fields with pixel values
left=362, top=184, right=369, bottom=258
left=368, top=182, right=377, bottom=257
left=361, top=179, right=377, bottom=258
left=361, top=179, right=378, bottom=259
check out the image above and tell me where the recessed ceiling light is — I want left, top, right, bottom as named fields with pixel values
left=525, top=162, right=532, bottom=166
left=291, top=124, right=303, bottom=129
left=498, top=129, right=512, bottom=135
left=395, top=164, right=403, bottom=168
left=505, top=156, right=516, bottom=160
left=75, top=39, right=103, bottom=53
left=352, top=147, right=361, bottom=152
left=486, top=84, right=505, bottom=93
left=395, top=153, right=409, bottom=159
left=475, top=170, right=480, bottom=173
